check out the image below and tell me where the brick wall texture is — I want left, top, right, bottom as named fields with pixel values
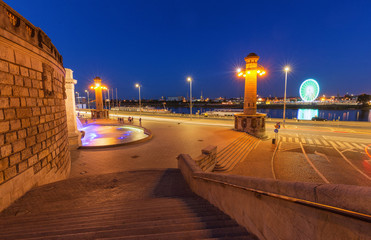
left=0, top=1, right=70, bottom=211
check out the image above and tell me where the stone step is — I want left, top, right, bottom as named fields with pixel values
left=93, top=226, right=251, bottom=240
left=0, top=219, right=241, bottom=239
left=0, top=206, right=225, bottom=233
left=0, top=214, right=232, bottom=237
left=0, top=197, right=212, bottom=223
left=17, top=225, right=250, bottom=240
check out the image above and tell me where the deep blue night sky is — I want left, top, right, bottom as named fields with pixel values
left=5, top=0, right=371, bottom=99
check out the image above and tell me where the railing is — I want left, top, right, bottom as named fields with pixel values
left=177, top=154, right=371, bottom=240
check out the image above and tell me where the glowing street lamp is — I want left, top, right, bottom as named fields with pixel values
left=283, top=66, right=290, bottom=127
left=135, top=84, right=141, bottom=116
left=187, top=77, right=192, bottom=120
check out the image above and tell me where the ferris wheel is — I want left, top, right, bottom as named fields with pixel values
left=299, top=79, right=320, bottom=102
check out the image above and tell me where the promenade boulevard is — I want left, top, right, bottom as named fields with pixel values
left=75, top=110, right=371, bottom=187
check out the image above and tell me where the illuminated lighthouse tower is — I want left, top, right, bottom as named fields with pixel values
left=90, top=77, right=109, bottom=119
left=235, top=53, right=267, bottom=138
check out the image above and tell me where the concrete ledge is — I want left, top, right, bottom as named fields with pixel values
left=177, top=154, right=371, bottom=240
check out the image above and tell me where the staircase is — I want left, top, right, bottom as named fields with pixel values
left=214, top=134, right=260, bottom=172
left=0, top=169, right=256, bottom=240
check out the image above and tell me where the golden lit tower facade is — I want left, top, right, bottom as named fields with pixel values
left=90, top=77, right=109, bottom=119
left=235, top=53, right=267, bottom=138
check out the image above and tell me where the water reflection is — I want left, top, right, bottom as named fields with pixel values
left=297, top=109, right=319, bottom=120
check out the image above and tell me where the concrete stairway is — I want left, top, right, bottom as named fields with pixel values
left=0, top=169, right=256, bottom=240
left=214, top=134, right=260, bottom=172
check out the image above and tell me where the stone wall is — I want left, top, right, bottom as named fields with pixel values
left=0, top=1, right=70, bottom=211
left=178, top=154, right=371, bottom=240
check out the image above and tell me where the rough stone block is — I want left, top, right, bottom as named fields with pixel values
left=0, top=157, right=9, bottom=171
left=4, top=165, right=17, bottom=180
left=26, top=98, right=37, bottom=107
left=9, top=64, right=19, bottom=75
left=29, top=70, right=36, bottom=79
left=14, top=50, right=32, bottom=68
left=10, top=120, right=21, bottom=131
left=17, top=160, right=28, bottom=173
left=9, top=97, right=20, bottom=107
left=9, top=153, right=21, bottom=166
left=36, top=132, right=46, bottom=143
left=16, top=108, right=32, bottom=118
left=0, top=172, right=4, bottom=184
left=0, top=121, right=10, bottom=133
left=33, top=162, right=41, bottom=173
left=12, top=86, right=29, bottom=97
left=27, top=155, right=38, bottom=166
left=1, top=144, right=12, bottom=158
left=21, top=148, right=31, bottom=160
left=12, top=139, right=25, bottom=153
left=14, top=76, right=24, bottom=86
left=0, top=84, right=12, bottom=96
left=0, top=60, right=9, bottom=72
left=0, top=44, right=15, bottom=62
left=25, top=136, right=36, bottom=147
left=20, top=98, right=26, bottom=107
left=29, top=88, right=38, bottom=97
left=4, top=109, right=15, bottom=120
left=27, top=126, right=38, bottom=136
left=30, top=58, right=43, bottom=72
left=20, top=67, right=29, bottom=77
left=0, top=110, right=3, bottom=120
left=23, top=77, right=32, bottom=87
left=5, top=132, right=17, bottom=144
left=17, top=129, right=27, bottom=139
left=36, top=72, right=42, bottom=80
left=21, top=118, right=30, bottom=128
left=32, top=143, right=41, bottom=154
left=0, top=97, right=9, bottom=108
left=32, top=107, right=40, bottom=116
left=0, top=72, right=14, bottom=85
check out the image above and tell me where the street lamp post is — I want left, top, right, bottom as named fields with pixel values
left=107, top=88, right=111, bottom=110
left=135, top=84, right=141, bottom=116
left=85, top=90, right=90, bottom=109
left=75, top=91, right=80, bottom=108
left=283, top=66, right=290, bottom=127
left=187, top=77, right=192, bottom=120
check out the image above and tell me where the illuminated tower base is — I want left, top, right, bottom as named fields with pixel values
left=234, top=53, right=267, bottom=138
left=91, top=77, right=109, bottom=119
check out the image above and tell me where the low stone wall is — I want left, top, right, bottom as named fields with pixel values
left=0, top=1, right=70, bottom=211
left=178, top=154, right=371, bottom=240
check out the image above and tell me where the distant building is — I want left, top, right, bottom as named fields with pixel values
left=167, top=96, right=183, bottom=101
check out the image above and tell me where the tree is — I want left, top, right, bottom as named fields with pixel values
left=357, top=94, right=371, bottom=106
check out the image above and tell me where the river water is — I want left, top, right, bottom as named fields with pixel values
left=168, top=107, right=371, bottom=122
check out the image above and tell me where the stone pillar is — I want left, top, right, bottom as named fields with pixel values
left=94, top=77, right=103, bottom=111
left=65, top=68, right=82, bottom=149
left=234, top=53, right=267, bottom=138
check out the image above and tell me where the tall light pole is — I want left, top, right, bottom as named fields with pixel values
left=187, top=77, right=192, bottom=120
left=85, top=90, right=90, bottom=109
left=75, top=91, right=80, bottom=108
left=283, top=66, right=290, bottom=127
left=107, top=88, right=111, bottom=110
left=136, top=84, right=141, bottom=116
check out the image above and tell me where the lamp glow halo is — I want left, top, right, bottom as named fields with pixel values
left=300, top=79, right=320, bottom=102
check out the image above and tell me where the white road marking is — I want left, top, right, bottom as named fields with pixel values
left=329, top=142, right=371, bottom=181
left=294, top=137, right=299, bottom=143
left=314, top=139, right=321, bottom=145
left=328, top=141, right=338, bottom=148
left=335, top=142, right=346, bottom=148
left=314, top=151, right=331, bottom=163
left=343, top=142, right=354, bottom=148
left=351, top=143, right=364, bottom=150
left=299, top=142, right=330, bottom=183
left=301, top=138, right=307, bottom=144
left=322, top=140, right=330, bottom=146
left=307, top=139, right=314, bottom=144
